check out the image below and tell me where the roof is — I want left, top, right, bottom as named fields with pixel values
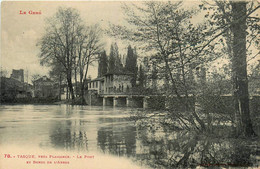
left=92, top=77, right=105, bottom=81
left=87, top=77, right=104, bottom=83
left=33, top=76, right=53, bottom=83
left=104, top=70, right=134, bottom=76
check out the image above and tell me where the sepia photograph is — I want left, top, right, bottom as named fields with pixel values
left=0, top=0, right=260, bottom=168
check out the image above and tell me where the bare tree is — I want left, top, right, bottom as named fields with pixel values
left=110, top=2, right=213, bottom=131
left=38, top=7, right=84, bottom=100
left=76, top=25, right=103, bottom=104
left=38, top=7, right=103, bottom=103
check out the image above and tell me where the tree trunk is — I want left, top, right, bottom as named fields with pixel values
left=74, top=69, right=78, bottom=98
left=81, top=82, right=85, bottom=105
left=59, top=73, right=61, bottom=101
left=67, top=72, right=75, bottom=100
left=231, top=2, right=256, bottom=137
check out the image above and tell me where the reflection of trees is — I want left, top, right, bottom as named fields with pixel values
left=135, top=124, right=256, bottom=168
left=97, top=126, right=136, bottom=157
left=49, top=120, right=88, bottom=151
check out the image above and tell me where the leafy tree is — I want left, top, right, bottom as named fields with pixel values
left=108, top=44, right=116, bottom=72
left=138, top=65, right=145, bottom=88
left=108, top=43, right=123, bottom=72
left=98, top=50, right=108, bottom=77
left=113, top=43, right=124, bottom=72
left=0, top=67, right=8, bottom=77
left=125, top=45, right=138, bottom=86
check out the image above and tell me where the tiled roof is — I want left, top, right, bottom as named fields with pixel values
left=104, top=70, right=134, bottom=76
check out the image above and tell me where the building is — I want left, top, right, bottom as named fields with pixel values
left=10, top=69, right=24, bottom=83
left=33, top=76, right=58, bottom=98
left=87, top=77, right=104, bottom=94
left=87, top=71, right=134, bottom=95
left=103, top=71, right=133, bottom=94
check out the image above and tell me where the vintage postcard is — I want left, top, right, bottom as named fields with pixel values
left=0, top=0, right=259, bottom=169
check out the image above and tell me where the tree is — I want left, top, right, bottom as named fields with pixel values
left=108, top=44, right=116, bottom=72
left=49, top=61, right=66, bottom=100
left=110, top=2, right=212, bottom=131
left=108, top=43, right=123, bottom=72
left=0, top=67, right=8, bottom=77
left=76, top=24, right=103, bottom=104
left=98, top=50, right=108, bottom=77
left=38, top=7, right=83, bottom=100
left=31, top=74, right=41, bottom=82
left=138, top=65, right=145, bottom=88
left=113, top=43, right=124, bottom=72
left=38, top=7, right=103, bottom=103
left=201, top=1, right=259, bottom=136
left=125, top=45, right=138, bottom=86
left=231, top=2, right=256, bottom=137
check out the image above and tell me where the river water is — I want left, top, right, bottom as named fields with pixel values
left=0, top=105, right=259, bottom=169
left=0, top=105, right=149, bottom=169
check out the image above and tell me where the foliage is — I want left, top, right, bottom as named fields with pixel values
left=0, top=67, right=8, bottom=77
left=110, top=1, right=260, bottom=136
left=110, top=1, right=217, bottom=131
left=125, top=45, right=138, bottom=86
left=137, top=65, right=145, bottom=87
left=131, top=110, right=258, bottom=168
left=98, top=50, right=108, bottom=77
left=108, top=43, right=123, bottom=72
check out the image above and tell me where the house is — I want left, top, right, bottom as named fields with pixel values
left=87, top=77, right=104, bottom=94
left=33, top=76, right=58, bottom=98
left=87, top=71, right=134, bottom=95
left=103, top=71, right=133, bottom=94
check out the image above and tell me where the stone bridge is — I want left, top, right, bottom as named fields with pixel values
left=85, top=93, right=168, bottom=109
left=101, top=94, right=147, bottom=108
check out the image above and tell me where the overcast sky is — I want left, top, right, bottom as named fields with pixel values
left=1, top=1, right=134, bottom=81
left=1, top=1, right=258, bottom=82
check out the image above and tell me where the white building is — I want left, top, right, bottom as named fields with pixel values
left=87, top=72, right=134, bottom=95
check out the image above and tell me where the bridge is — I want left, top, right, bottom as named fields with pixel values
left=85, top=91, right=168, bottom=109
left=101, top=94, right=147, bottom=108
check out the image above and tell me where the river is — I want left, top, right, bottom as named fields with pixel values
left=0, top=105, right=259, bottom=169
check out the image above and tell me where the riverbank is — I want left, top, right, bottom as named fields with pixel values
left=130, top=110, right=260, bottom=168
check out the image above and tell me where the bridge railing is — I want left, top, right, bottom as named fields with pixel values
left=99, top=87, right=163, bottom=96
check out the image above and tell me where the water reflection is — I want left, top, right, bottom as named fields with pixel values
left=134, top=119, right=259, bottom=168
left=97, top=126, right=136, bottom=156
left=0, top=105, right=258, bottom=169
left=49, top=120, right=88, bottom=151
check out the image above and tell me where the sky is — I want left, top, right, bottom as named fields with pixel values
left=1, top=1, right=133, bottom=82
left=1, top=0, right=259, bottom=83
